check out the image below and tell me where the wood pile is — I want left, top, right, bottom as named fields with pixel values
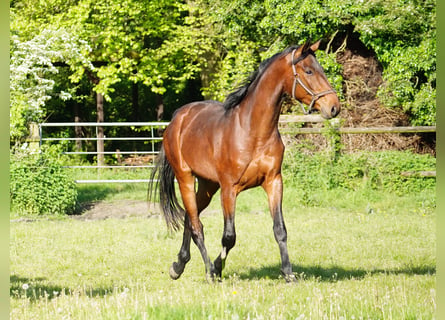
left=285, top=47, right=435, bottom=155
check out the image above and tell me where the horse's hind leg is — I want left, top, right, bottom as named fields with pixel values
left=170, top=176, right=219, bottom=280
left=169, top=214, right=192, bottom=279
left=213, top=187, right=237, bottom=279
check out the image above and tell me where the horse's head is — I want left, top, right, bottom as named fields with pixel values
left=287, top=40, right=340, bottom=119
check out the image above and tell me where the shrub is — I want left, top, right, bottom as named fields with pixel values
left=283, top=149, right=436, bottom=196
left=10, top=146, right=77, bottom=216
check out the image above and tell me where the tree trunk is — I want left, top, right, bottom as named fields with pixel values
left=132, top=82, right=140, bottom=121
left=73, top=101, right=82, bottom=151
left=96, top=92, right=105, bottom=166
left=155, top=94, right=164, bottom=121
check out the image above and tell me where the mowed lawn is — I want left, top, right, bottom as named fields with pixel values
left=10, top=190, right=435, bottom=319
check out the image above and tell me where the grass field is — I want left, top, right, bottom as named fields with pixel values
left=10, top=182, right=436, bottom=319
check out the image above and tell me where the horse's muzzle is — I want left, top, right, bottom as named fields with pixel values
left=330, top=105, right=340, bottom=118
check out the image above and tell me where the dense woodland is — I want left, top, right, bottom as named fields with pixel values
left=10, top=0, right=436, bottom=151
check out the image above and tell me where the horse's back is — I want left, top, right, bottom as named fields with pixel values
left=162, top=100, right=229, bottom=181
left=167, top=100, right=230, bottom=139
left=172, top=100, right=225, bottom=122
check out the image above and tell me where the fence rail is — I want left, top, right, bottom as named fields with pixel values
left=38, top=121, right=167, bottom=160
left=35, top=117, right=435, bottom=184
left=280, top=125, right=436, bottom=134
left=36, top=122, right=169, bottom=184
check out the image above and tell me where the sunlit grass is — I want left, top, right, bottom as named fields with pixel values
left=10, top=201, right=435, bottom=319
left=11, top=149, right=436, bottom=318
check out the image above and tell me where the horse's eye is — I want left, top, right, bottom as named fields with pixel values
left=305, top=69, right=313, bottom=75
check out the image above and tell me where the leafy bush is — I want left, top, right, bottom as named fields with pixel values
left=283, top=149, right=436, bottom=196
left=10, top=29, right=92, bottom=142
left=204, top=0, right=435, bottom=125
left=10, top=146, right=77, bottom=216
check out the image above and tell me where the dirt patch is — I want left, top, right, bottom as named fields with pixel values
left=73, top=200, right=161, bottom=221
left=72, top=199, right=225, bottom=221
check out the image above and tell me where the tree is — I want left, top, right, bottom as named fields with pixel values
left=200, top=0, right=435, bottom=125
left=355, top=0, right=436, bottom=125
left=10, top=0, right=436, bottom=140
left=10, top=0, right=213, bottom=147
left=10, top=28, right=93, bottom=143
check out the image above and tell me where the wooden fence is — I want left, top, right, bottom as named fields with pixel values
left=34, top=115, right=436, bottom=183
left=278, top=115, right=436, bottom=134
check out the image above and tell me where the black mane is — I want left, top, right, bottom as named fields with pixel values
left=222, top=45, right=302, bottom=111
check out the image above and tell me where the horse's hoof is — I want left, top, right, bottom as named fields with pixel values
left=205, top=273, right=214, bottom=283
left=205, top=273, right=221, bottom=283
left=205, top=267, right=222, bottom=283
left=284, top=273, right=298, bottom=283
left=169, top=263, right=182, bottom=280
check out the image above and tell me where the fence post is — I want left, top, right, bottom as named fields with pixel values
left=27, top=123, right=40, bottom=152
left=323, top=118, right=343, bottom=160
left=96, top=92, right=105, bottom=167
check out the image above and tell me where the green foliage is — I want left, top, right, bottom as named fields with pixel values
left=356, top=0, right=436, bottom=126
left=203, top=0, right=435, bottom=124
left=10, top=146, right=78, bottom=216
left=9, top=28, right=92, bottom=142
left=282, top=150, right=436, bottom=199
left=315, top=50, right=344, bottom=100
left=10, top=0, right=216, bottom=144
left=201, top=39, right=259, bottom=101
left=321, top=119, right=343, bottom=161
left=21, top=0, right=213, bottom=99
left=352, top=0, right=436, bottom=125
left=374, top=39, right=436, bottom=125
left=9, top=0, right=436, bottom=144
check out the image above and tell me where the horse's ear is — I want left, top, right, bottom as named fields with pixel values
left=302, top=39, right=312, bottom=53
left=310, top=39, right=322, bottom=52
left=293, top=40, right=312, bottom=59
left=293, top=39, right=318, bottom=63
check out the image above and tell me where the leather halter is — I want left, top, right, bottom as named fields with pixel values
left=291, top=49, right=336, bottom=114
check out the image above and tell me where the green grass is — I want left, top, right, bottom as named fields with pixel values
left=10, top=193, right=435, bottom=319
left=10, top=150, right=436, bottom=318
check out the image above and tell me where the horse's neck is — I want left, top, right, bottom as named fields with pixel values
left=238, top=63, right=285, bottom=138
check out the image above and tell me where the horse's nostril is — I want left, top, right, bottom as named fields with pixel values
left=331, top=105, right=339, bottom=117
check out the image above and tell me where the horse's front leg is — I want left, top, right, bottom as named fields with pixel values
left=263, top=173, right=297, bottom=282
left=213, top=187, right=237, bottom=279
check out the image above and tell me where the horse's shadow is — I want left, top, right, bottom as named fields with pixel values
left=233, top=264, right=436, bottom=282
left=11, top=264, right=435, bottom=301
left=10, top=275, right=113, bottom=301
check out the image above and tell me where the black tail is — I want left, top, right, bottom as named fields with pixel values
left=148, top=147, right=184, bottom=231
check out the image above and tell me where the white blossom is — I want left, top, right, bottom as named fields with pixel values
left=10, top=28, right=94, bottom=140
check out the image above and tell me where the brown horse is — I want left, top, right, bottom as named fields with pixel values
left=148, top=40, right=340, bottom=282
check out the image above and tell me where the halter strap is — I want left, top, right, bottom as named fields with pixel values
left=291, top=49, right=336, bottom=114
